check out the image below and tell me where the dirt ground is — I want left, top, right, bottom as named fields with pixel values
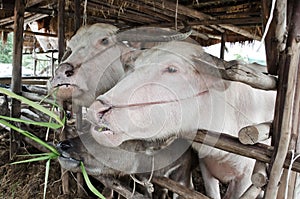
left=0, top=128, right=92, bottom=199
left=0, top=126, right=211, bottom=199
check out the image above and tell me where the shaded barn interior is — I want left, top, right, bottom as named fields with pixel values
left=1, top=0, right=265, bottom=50
left=1, top=0, right=300, bottom=199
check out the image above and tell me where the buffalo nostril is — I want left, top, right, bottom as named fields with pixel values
left=57, top=140, right=73, bottom=151
left=98, top=106, right=111, bottom=119
left=65, top=70, right=74, bottom=77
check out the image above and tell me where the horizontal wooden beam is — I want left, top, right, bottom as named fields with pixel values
left=141, top=0, right=261, bottom=40
left=152, top=177, right=209, bottom=199
left=184, top=130, right=300, bottom=173
left=0, top=76, right=50, bottom=85
left=0, top=27, right=57, bottom=37
left=189, top=17, right=262, bottom=26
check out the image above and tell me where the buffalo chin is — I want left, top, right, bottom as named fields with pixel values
left=91, top=125, right=124, bottom=147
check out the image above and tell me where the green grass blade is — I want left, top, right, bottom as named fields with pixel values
left=0, top=115, right=61, bottom=129
left=43, top=159, right=51, bottom=199
left=11, top=154, right=57, bottom=164
left=0, top=87, right=64, bottom=127
left=16, top=153, right=55, bottom=157
left=0, top=119, right=59, bottom=155
left=80, top=162, right=106, bottom=199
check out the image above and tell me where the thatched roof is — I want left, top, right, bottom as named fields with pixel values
left=0, top=0, right=266, bottom=52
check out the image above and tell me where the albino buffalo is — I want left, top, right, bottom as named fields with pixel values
left=86, top=41, right=276, bottom=198
left=48, top=23, right=191, bottom=107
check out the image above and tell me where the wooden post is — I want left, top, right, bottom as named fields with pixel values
left=57, top=0, right=69, bottom=195
left=73, top=1, right=84, bottom=196
left=220, top=33, right=226, bottom=59
left=33, top=39, right=37, bottom=76
left=293, top=64, right=300, bottom=197
left=58, top=0, right=65, bottom=63
left=75, top=105, right=84, bottom=196
left=74, top=0, right=81, bottom=31
left=51, top=50, right=55, bottom=77
left=265, top=0, right=300, bottom=198
left=263, top=0, right=287, bottom=75
left=10, top=0, right=25, bottom=160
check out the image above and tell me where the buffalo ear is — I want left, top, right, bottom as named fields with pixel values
left=120, top=48, right=143, bottom=72
left=192, top=55, right=230, bottom=92
left=211, top=80, right=230, bottom=91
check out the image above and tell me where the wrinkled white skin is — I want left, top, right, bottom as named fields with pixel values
left=87, top=41, right=276, bottom=198
left=48, top=23, right=127, bottom=107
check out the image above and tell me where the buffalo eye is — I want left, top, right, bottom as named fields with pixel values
left=101, top=37, right=109, bottom=45
left=166, top=66, right=178, bottom=73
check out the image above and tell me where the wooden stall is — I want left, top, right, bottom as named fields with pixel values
left=0, top=0, right=299, bottom=198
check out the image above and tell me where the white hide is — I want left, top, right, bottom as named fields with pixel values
left=49, top=23, right=126, bottom=106
left=87, top=41, right=276, bottom=198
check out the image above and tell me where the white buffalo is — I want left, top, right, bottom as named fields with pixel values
left=48, top=23, right=191, bottom=107
left=87, top=41, right=276, bottom=198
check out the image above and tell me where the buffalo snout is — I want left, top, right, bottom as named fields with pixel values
left=55, top=63, right=75, bottom=77
left=87, top=99, right=112, bottom=124
left=57, top=140, right=73, bottom=153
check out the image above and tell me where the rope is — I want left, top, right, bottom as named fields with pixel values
left=257, top=0, right=277, bottom=51
left=285, top=150, right=300, bottom=199
left=130, top=156, right=155, bottom=197
left=83, top=0, right=88, bottom=26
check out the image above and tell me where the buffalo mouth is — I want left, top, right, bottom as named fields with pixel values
left=50, top=83, right=82, bottom=99
left=58, top=153, right=81, bottom=171
left=90, top=124, right=124, bottom=147
left=94, top=125, right=112, bottom=134
left=54, top=83, right=78, bottom=89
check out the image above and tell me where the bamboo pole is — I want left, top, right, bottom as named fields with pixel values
left=292, top=60, right=300, bottom=197
left=265, top=0, right=300, bottom=197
